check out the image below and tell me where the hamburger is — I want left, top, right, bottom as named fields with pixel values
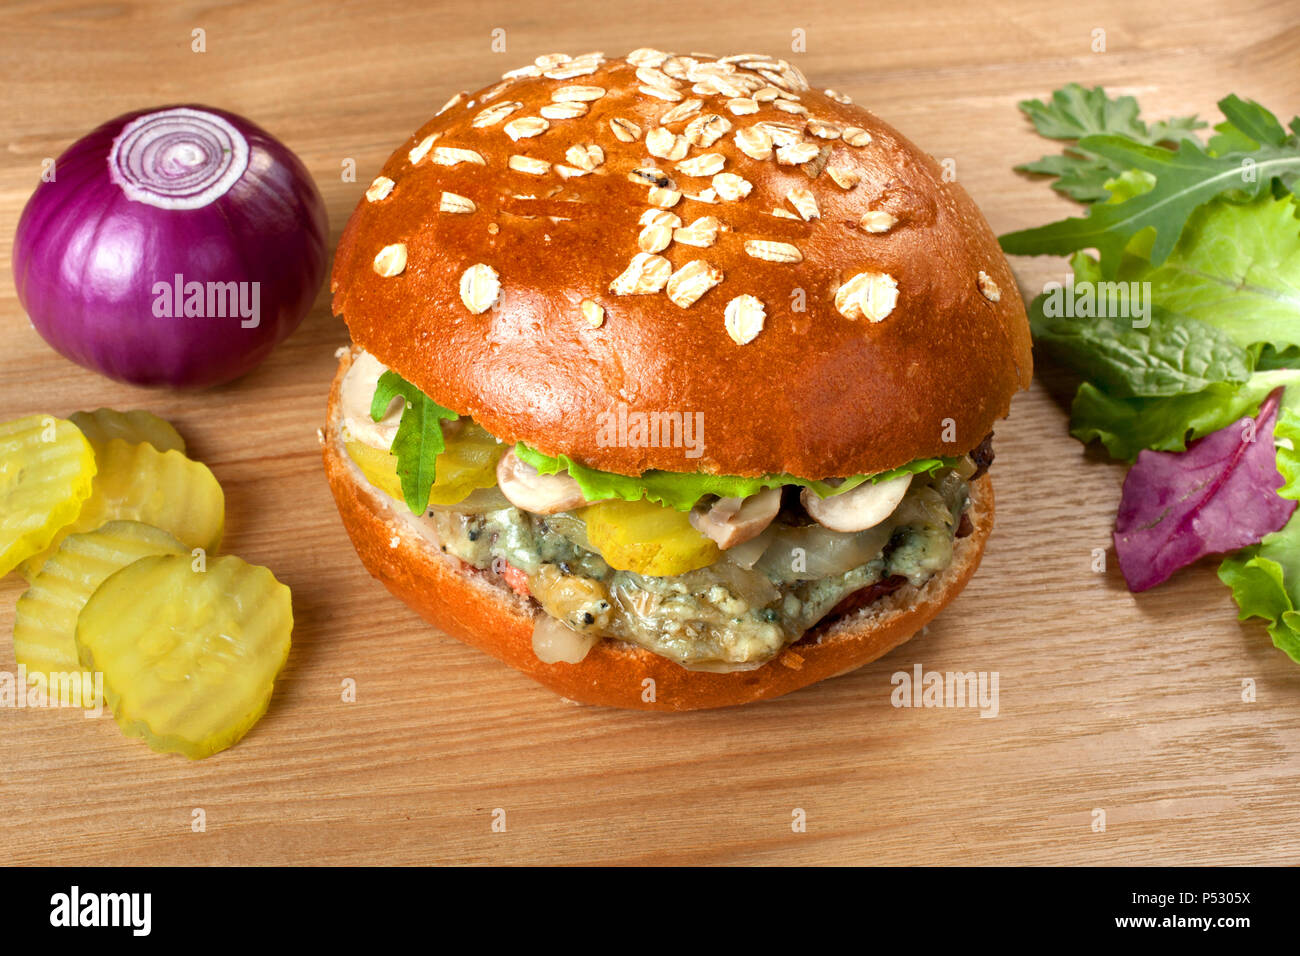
left=323, top=49, right=1031, bottom=710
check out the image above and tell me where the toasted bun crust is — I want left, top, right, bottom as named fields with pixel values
left=324, top=350, right=994, bottom=710
left=330, top=50, right=1031, bottom=479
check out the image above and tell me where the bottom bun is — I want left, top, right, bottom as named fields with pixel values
left=323, top=350, right=995, bottom=711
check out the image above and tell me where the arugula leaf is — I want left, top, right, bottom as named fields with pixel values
left=370, top=371, right=460, bottom=514
left=1015, top=153, right=1122, bottom=203
left=1148, top=116, right=1211, bottom=147
left=515, top=444, right=961, bottom=512
left=1117, top=194, right=1300, bottom=354
left=1218, top=405, right=1300, bottom=663
left=1018, top=85, right=1154, bottom=141
left=1207, top=121, right=1261, bottom=158
left=1217, top=94, right=1288, bottom=149
left=1070, top=369, right=1300, bottom=461
left=1013, top=84, right=1204, bottom=202
left=1000, top=137, right=1300, bottom=274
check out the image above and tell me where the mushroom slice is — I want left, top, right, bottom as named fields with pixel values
left=801, top=473, right=912, bottom=533
left=496, top=448, right=587, bottom=514
left=689, top=487, right=781, bottom=549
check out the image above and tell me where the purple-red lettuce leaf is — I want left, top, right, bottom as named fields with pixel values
left=1114, top=388, right=1296, bottom=591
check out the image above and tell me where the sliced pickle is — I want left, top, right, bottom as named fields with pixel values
left=0, top=415, right=96, bottom=577
left=19, top=439, right=224, bottom=579
left=13, top=520, right=186, bottom=705
left=76, top=553, right=293, bottom=759
left=69, top=408, right=185, bottom=454
left=582, top=498, right=721, bottom=576
left=344, top=439, right=406, bottom=501
left=345, top=421, right=504, bottom=508
left=427, top=422, right=504, bottom=504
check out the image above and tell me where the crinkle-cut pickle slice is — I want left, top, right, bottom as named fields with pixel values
left=344, top=440, right=405, bottom=502
left=69, top=408, right=185, bottom=454
left=425, top=422, right=504, bottom=505
left=20, top=438, right=223, bottom=579
left=582, top=498, right=721, bottom=577
left=76, top=553, right=293, bottom=759
left=13, top=520, right=186, bottom=705
left=0, top=414, right=96, bottom=577
left=344, top=420, right=503, bottom=507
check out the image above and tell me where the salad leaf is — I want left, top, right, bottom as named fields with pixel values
left=1117, top=194, right=1300, bottom=354
left=1114, top=389, right=1295, bottom=591
left=1015, top=153, right=1124, bottom=204
left=1007, top=85, right=1300, bottom=667
left=1256, top=344, right=1300, bottom=371
left=1207, top=121, right=1261, bottom=159
left=1216, top=94, right=1288, bottom=149
left=1018, top=84, right=1154, bottom=142
left=1148, top=116, right=1212, bottom=148
left=1272, top=405, right=1300, bottom=500
left=1014, top=85, right=1204, bottom=202
left=370, top=371, right=460, bottom=514
left=1031, top=299, right=1251, bottom=398
left=1000, top=136, right=1300, bottom=274
left=515, top=444, right=961, bottom=513
left=1218, top=521, right=1300, bottom=663
left=1206, top=96, right=1300, bottom=159
left=364, top=369, right=964, bottom=516
left=1101, top=169, right=1156, bottom=204
left=1218, top=405, right=1300, bottom=663
left=1070, top=368, right=1300, bottom=461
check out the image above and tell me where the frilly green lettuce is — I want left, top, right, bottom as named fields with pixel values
left=514, top=444, right=961, bottom=513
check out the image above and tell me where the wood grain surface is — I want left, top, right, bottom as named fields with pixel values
left=2, top=0, right=1298, bottom=866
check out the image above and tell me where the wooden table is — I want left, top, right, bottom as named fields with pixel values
left=2, top=0, right=1297, bottom=866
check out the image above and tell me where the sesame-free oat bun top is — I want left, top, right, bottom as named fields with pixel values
left=331, top=49, right=1032, bottom=479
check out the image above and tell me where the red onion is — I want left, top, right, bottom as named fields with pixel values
left=12, top=105, right=328, bottom=388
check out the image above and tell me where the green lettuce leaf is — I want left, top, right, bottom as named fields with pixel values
left=1070, top=368, right=1300, bottom=461
left=370, top=371, right=460, bottom=514
left=1102, top=169, right=1156, bottom=204
left=1218, top=404, right=1300, bottom=663
left=1116, top=194, right=1300, bottom=354
left=1273, top=404, right=1300, bottom=500
left=514, top=444, right=962, bottom=512
left=365, top=369, right=964, bottom=515
left=1256, top=344, right=1300, bottom=370
left=1030, top=298, right=1251, bottom=398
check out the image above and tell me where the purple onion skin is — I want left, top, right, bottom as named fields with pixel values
left=12, top=105, right=328, bottom=388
